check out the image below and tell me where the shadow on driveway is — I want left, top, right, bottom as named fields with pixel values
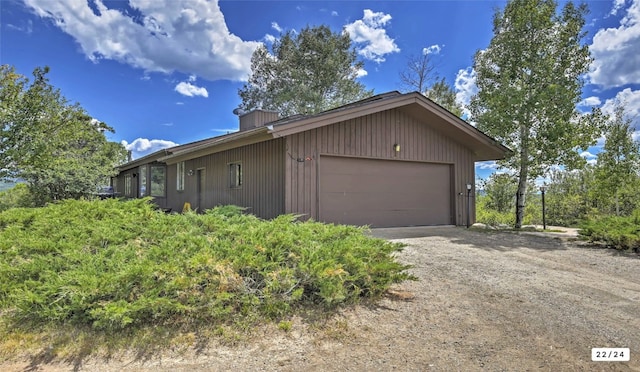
left=369, top=225, right=569, bottom=252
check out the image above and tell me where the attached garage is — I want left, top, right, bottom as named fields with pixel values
left=119, top=91, right=510, bottom=227
left=319, top=156, right=453, bottom=227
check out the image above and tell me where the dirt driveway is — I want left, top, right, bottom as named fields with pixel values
left=3, top=227, right=639, bottom=371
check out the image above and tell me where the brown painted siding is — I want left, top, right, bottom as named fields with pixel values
left=165, top=138, right=286, bottom=218
left=285, top=108, right=476, bottom=225
left=114, top=168, right=138, bottom=199
left=239, top=110, right=279, bottom=131
left=113, top=163, right=169, bottom=208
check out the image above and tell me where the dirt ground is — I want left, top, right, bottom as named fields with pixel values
left=2, top=227, right=639, bottom=371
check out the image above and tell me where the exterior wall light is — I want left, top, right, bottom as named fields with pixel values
left=188, top=169, right=194, bottom=176
left=466, top=183, right=472, bottom=228
left=393, top=144, right=400, bottom=152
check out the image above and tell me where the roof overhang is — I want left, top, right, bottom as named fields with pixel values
left=399, top=97, right=512, bottom=161
left=117, top=92, right=510, bottom=170
left=159, top=127, right=273, bottom=164
left=116, top=150, right=169, bottom=172
left=270, top=92, right=511, bottom=161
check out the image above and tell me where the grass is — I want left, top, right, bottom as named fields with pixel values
left=0, top=198, right=415, bottom=359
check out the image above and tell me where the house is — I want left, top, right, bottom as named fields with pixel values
left=113, top=91, right=510, bottom=227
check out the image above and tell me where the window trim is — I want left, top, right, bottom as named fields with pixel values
left=139, top=165, right=148, bottom=197
left=229, top=162, right=242, bottom=189
left=176, top=161, right=185, bottom=191
left=150, top=165, right=166, bottom=197
left=124, top=173, right=132, bottom=197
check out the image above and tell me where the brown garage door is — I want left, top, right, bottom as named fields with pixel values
left=319, top=156, right=452, bottom=227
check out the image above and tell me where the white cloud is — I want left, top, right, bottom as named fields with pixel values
left=331, top=11, right=338, bottom=17
left=423, top=44, right=443, bottom=55
left=355, top=68, right=368, bottom=78
left=176, top=102, right=184, bottom=105
left=601, top=88, right=640, bottom=142
left=476, top=161, right=499, bottom=170
left=6, top=19, right=33, bottom=34
left=601, top=88, right=640, bottom=119
left=271, top=22, right=282, bottom=33
left=578, top=96, right=602, bottom=107
left=343, top=9, right=400, bottom=63
left=23, top=0, right=260, bottom=81
left=579, top=152, right=598, bottom=166
left=264, top=34, right=276, bottom=44
left=580, top=151, right=597, bottom=159
left=610, top=0, right=627, bottom=16
left=211, top=128, right=239, bottom=134
left=454, top=67, right=478, bottom=118
left=121, top=138, right=178, bottom=159
left=174, top=81, right=209, bottom=97
left=588, top=0, right=640, bottom=88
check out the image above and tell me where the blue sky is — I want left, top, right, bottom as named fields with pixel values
left=1, top=0, right=639, bottom=181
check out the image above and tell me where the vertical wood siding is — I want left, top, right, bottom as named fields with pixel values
left=285, top=108, right=475, bottom=225
left=113, top=163, right=169, bottom=209
left=165, top=138, right=285, bottom=218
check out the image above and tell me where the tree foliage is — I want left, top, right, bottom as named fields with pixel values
left=470, top=0, right=600, bottom=228
left=476, top=173, right=541, bottom=227
left=0, top=65, right=127, bottom=206
left=398, top=52, right=438, bottom=94
left=398, top=53, right=463, bottom=116
left=425, top=78, right=463, bottom=117
left=593, top=104, right=640, bottom=215
left=238, top=25, right=373, bottom=117
left=543, top=167, right=593, bottom=226
left=479, top=173, right=518, bottom=214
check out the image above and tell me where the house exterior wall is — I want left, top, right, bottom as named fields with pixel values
left=113, top=162, right=169, bottom=208
left=114, top=168, right=138, bottom=199
left=164, top=138, right=286, bottom=218
left=285, top=107, right=476, bottom=226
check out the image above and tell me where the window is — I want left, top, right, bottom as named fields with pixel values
left=176, top=161, right=185, bottom=191
left=150, top=165, right=166, bottom=197
left=124, top=174, right=132, bottom=197
left=139, top=165, right=147, bottom=196
left=229, top=162, right=242, bottom=188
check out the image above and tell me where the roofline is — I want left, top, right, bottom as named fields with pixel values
left=116, top=148, right=171, bottom=171
left=158, top=126, right=272, bottom=164
left=118, top=91, right=511, bottom=168
left=270, top=91, right=511, bottom=158
left=410, top=94, right=512, bottom=156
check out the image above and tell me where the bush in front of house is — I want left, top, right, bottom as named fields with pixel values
left=0, top=183, right=33, bottom=212
left=579, top=209, right=640, bottom=252
left=0, top=198, right=413, bottom=332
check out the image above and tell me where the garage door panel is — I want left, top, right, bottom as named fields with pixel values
left=319, top=156, right=452, bottom=227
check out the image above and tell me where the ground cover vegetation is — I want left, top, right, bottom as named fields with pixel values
left=0, top=198, right=414, bottom=356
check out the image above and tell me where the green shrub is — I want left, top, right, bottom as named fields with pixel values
left=0, top=198, right=414, bottom=332
left=0, top=183, right=33, bottom=212
left=579, top=209, right=640, bottom=252
left=476, top=195, right=514, bottom=226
